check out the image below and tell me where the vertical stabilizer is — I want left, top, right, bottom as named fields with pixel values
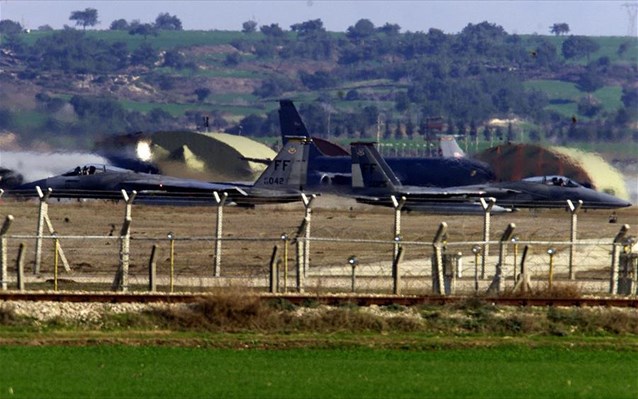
left=279, top=100, right=310, bottom=141
left=439, top=135, right=465, bottom=158
left=351, top=142, right=402, bottom=190
left=254, top=137, right=310, bottom=189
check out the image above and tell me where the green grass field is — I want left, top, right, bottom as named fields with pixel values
left=524, top=80, right=623, bottom=118
left=21, top=30, right=257, bottom=50
left=0, top=344, right=635, bottom=398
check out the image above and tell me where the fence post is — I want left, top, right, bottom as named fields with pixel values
left=269, top=246, right=279, bottom=293
left=472, top=244, right=481, bottom=292
left=115, top=190, right=135, bottom=292
left=168, top=232, right=175, bottom=293
left=53, top=234, right=59, bottom=291
left=301, top=193, right=316, bottom=277
left=34, top=187, right=71, bottom=273
left=610, top=224, right=630, bottom=294
left=121, top=189, right=137, bottom=221
left=392, top=246, right=404, bottom=295
left=480, top=197, right=496, bottom=279
left=511, top=236, right=519, bottom=282
left=547, top=247, right=556, bottom=289
left=0, top=215, right=14, bottom=290
left=487, top=223, right=515, bottom=294
left=117, top=217, right=132, bottom=292
left=567, top=199, right=582, bottom=280
left=295, top=240, right=304, bottom=293
left=16, top=243, right=26, bottom=292
left=348, top=256, right=358, bottom=293
left=432, top=222, right=448, bottom=295
left=280, top=233, right=289, bottom=293
left=148, top=244, right=157, bottom=293
left=513, top=245, right=532, bottom=294
left=34, top=186, right=52, bottom=274
left=391, top=195, right=406, bottom=265
left=213, top=191, right=228, bottom=277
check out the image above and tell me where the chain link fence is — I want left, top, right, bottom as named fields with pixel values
left=0, top=200, right=635, bottom=296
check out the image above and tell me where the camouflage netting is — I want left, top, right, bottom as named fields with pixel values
left=476, top=143, right=629, bottom=200
left=149, top=131, right=276, bottom=182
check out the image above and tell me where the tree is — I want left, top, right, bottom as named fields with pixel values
left=242, top=20, right=257, bottom=33
left=561, top=35, right=600, bottom=61
left=253, top=75, right=294, bottom=98
left=194, top=87, right=211, bottom=102
left=129, top=23, right=158, bottom=39
left=109, top=19, right=129, bottom=30
left=621, top=86, right=638, bottom=118
left=290, top=19, right=325, bottom=37
left=155, top=13, right=182, bottom=30
left=224, top=53, right=241, bottom=66
left=577, top=96, right=602, bottom=117
left=130, top=42, right=158, bottom=67
left=550, top=23, right=570, bottom=36
left=377, top=23, right=401, bottom=35
left=163, top=49, right=186, bottom=69
left=0, top=19, right=23, bottom=35
left=260, top=23, right=285, bottom=38
left=299, top=70, right=337, bottom=90
left=576, top=71, right=604, bottom=93
left=69, top=8, right=99, bottom=30
left=346, top=19, right=376, bottom=41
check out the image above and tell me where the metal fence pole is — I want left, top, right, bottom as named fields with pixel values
left=348, top=256, right=359, bottom=293
left=118, top=217, right=132, bottom=292
left=301, top=193, right=316, bottom=278
left=281, top=233, right=289, bottom=293
left=53, top=234, right=59, bottom=292
left=269, top=246, right=279, bottom=293
left=295, top=240, right=304, bottom=293
left=213, top=191, right=228, bottom=277
left=0, top=215, right=14, bottom=290
left=391, top=195, right=406, bottom=264
left=547, top=248, right=556, bottom=289
left=34, top=186, right=52, bottom=275
left=148, top=244, right=157, bottom=293
left=472, top=245, right=481, bottom=292
left=480, top=197, right=496, bottom=279
left=114, top=190, right=135, bottom=292
left=567, top=199, right=582, bottom=280
left=513, top=245, right=531, bottom=294
left=168, top=232, right=175, bottom=293
left=121, top=189, right=137, bottom=221
left=16, top=243, right=26, bottom=292
left=392, top=246, right=404, bottom=295
left=488, top=223, right=515, bottom=294
left=610, top=224, right=630, bottom=294
left=432, top=222, right=448, bottom=295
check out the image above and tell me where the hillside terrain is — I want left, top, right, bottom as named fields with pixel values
left=0, top=20, right=636, bottom=163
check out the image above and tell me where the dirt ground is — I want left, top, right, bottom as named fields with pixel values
left=0, top=195, right=636, bottom=292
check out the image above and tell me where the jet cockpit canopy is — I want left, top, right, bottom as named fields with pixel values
left=522, top=175, right=581, bottom=188
left=62, top=164, right=131, bottom=177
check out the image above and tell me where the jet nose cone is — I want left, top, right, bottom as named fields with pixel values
left=593, top=192, right=632, bottom=209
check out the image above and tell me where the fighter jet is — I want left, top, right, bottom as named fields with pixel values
left=12, top=137, right=312, bottom=206
left=351, top=142, right=632, bottom=211
left=350, top=141, right=510, bottom=214
left=278, top=99, right=496, bottom=188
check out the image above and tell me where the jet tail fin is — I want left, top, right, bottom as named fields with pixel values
left=439, top=135, right=465, bottom=158
left=279, top=100, right=310, bottom=142
left=253, top=136, right=310, bottom=190
left=351, top=142, right=402, bottom=191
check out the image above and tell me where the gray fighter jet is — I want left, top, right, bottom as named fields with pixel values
left=13, top=137, right=312, bottom=206
left=351, top=142, right=632, bottom=211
